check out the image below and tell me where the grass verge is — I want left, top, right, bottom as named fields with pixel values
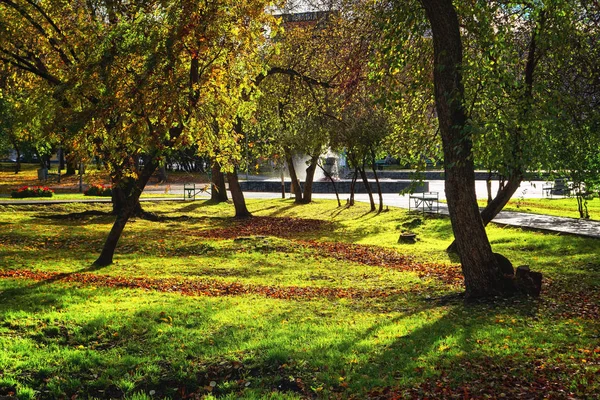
left=0, top=199, right=598, bottom=399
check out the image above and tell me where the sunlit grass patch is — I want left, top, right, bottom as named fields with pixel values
left=477, top=197, right=600, bottom=221
left=0, top=199, right=599, bottom=398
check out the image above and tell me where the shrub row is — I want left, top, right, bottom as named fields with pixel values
left=84, top=184, right=112, bottom=197
left=11, top=186, right=54, bottom=198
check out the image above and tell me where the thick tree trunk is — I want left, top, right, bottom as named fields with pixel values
left=300, top=154, right=319, bottom=204
left=422, top=0, right=509, bottom=298
left=110, top=183, right=141, bottom=216
left=447, top=175, right=522, bottom=253
left=227, top=169, right=251, bottom=218
left=211, top=162, right=228, bottom=203
left=446, top=11, right=540, bottom=256
left=359, top=167, right=376, bottom=212
left=94, top=211, right=131, bottom=267
left=285, top=148, right=303, bottom=203
left=59, top=148, right=65, bottom=171
left=95, top=160, right=158, bottom=266
left=66, top=159, right=76, bottom=175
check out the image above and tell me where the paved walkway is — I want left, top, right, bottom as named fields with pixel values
left=306, top=192, right=600, bottom=239
left=1, top=181, right=599, bottom=239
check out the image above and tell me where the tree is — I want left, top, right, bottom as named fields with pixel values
left=0, top=0, right=277, bottom=265
left=418, top=0, right=519, bottom=298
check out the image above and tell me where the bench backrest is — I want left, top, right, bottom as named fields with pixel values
left=554, top=179, right=568, bottom=189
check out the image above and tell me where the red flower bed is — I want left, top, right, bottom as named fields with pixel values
left=10, top=186, right=54, bottom=198
left=84, top=184, right=112, bottom=196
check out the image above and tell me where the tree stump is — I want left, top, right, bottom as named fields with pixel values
left=493, top=254, right=542, bottom=296
left=515, top=265, right=543, bottom=297
left=398, top=232, right=417, bottom=244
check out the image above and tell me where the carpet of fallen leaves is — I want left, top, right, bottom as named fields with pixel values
left=0, top=269, right=419, bottom=300
left=544, top=279, right=600, bottom=321
left=191, top=216, right=334, bottom=239
left=190, top=216, right=464, bottom=286
left=298, top=240, right=463, bottom=286
left=365, top=354, right=600, bottom=400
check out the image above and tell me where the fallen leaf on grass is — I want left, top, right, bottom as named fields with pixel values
left=0, top=269, right=421, bottom=301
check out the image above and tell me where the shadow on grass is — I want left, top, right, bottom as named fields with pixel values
left=2, top=268, right=583, bottom=400
left=0, top=262, right=110, bottom=314
left=33, top=214, right=115, bottom=226
left=176, top=199, right=225, bottom=213
left=261, top=202, right=304, bottom=217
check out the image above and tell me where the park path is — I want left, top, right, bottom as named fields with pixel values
left=1, top=181, right=600, bottom=239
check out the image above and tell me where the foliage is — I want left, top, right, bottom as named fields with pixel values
left=0, top=95, right=14, bottom=157
left=371, top=0, right=440, bottom=169
left=84, top=184, right=113, bottom=197
left=10, top=185, right=53, bottom=198
left=0, top=0, right=279, bottom=178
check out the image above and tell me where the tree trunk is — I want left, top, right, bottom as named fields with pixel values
left=14, top=147, right=21, bottom=174
left=211, top=162, right=228, bottom=202
left=157, top=166, right=168, bottom=183
left=422, top=0, right=510, bottom=298
left=285, top=148, right=303, bottom=203
left=36, top=150, right=45, bottom=169
left=349, top=166, right=358, bottom=206
left=359, top=166, right=376, bottom=212
left=447, top=175, right=522, bottom=253
left=486, top=171, right=493, bottom=205
left=371, top=150, right=384, bottom=213
left=446, top=11, right=540, bottom=255
left=94, top=210, right=131, bottom=267
left=66, top=158, right=76, bottom=175
left=59, top=148, right=65, bottom=171
left=301, top=154, right=319, bottom=204
left=227, top=169, right=251, bottom=218
left=318, top=162, right=341, bottom=207
left=95, top=160, right=158, bottom=266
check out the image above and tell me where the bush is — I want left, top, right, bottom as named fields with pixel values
left=10, top=186, right=54, bottom=198
left=84, top=184, right=112, bottom=197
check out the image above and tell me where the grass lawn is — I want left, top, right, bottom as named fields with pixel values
left=0, top=199, right=599, bottom=399
left=477, top=197, right=600, bottom=221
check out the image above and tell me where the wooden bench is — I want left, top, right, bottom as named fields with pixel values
left=37, top=168, right=60, bottom=182
left=0, top=164, right=16, bottom=172
left=409, top=192, right=439, bottom=213
left=374, top=160, right=386, bottom=171
left=183, top=183, right=210, bottom=200
left=543, top=179, right=571, bottom=198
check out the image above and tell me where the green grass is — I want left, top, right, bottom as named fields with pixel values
left=0, top=193, right=182, bottom=201
left=477, top=197, right=600, bottom=221
left=0, top=199, right=599, bottom=399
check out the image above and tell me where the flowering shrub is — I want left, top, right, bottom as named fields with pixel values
left=11, top=186, right=54, bottom=198
left=84, top=184, right=112, bottom=197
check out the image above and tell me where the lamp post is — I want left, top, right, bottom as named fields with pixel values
left=245, top=133, right=249, bottom=180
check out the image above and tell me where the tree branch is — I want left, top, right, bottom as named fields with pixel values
left=0, top=48, right=62, bottom=85
left=23, top=0, right=79, bottom=61
left=0, top=0, right=73, bottom=66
